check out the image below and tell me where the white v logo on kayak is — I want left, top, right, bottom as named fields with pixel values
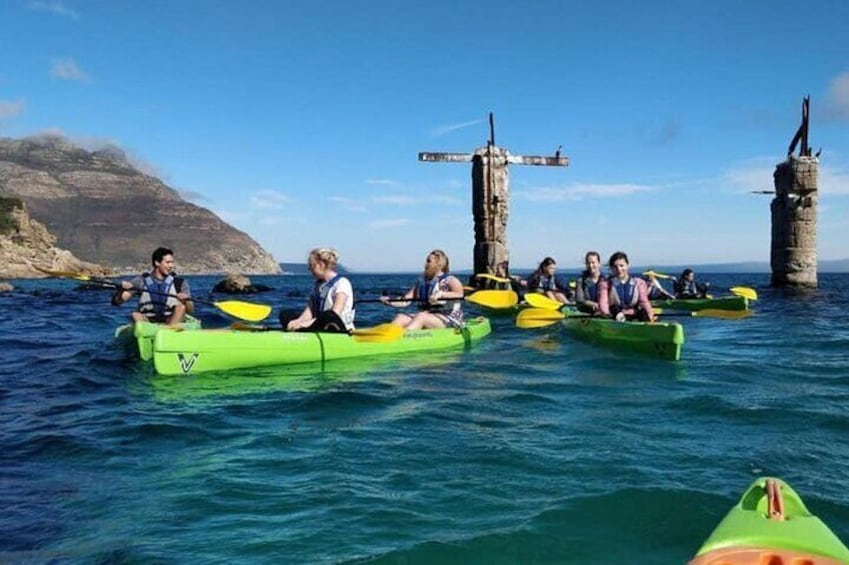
left=177, top=353, right=199, bottom=373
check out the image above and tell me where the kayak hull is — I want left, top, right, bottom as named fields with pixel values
left=152, top=317, right=491, bottom=375
left=115, top=315, right=202, bottom=361
left=652, top=295, right=748, bottom=312
left=690, top=477, right=849, bottom=564
left=559, top=309, right=684, bottom=361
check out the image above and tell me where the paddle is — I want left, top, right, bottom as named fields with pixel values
left=516, top=305, right=751, bottom=329
left=653, top=308, right=752, bottom=320
left=357, top=290, right=519, bottom=310
left=523, top=293, right=566, bottom=310
left=354, top=297, right=410, bottom=304
left=35, top=267, right=272, bottom=322
left=515, top=307, right=565, bottom=329
left=643, top=270, right=758, bottom=301
left=350, top=323, right=405, bottom=342
left=231, top=321, right=405, bottom=342
left=466, top=289, right=519, bottom=309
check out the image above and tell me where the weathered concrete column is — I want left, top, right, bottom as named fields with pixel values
left=418, top=113, right=568, bottom=276
left=471, top=145, right=510, bottom=276
left=770, top=155, right=818, bottom=287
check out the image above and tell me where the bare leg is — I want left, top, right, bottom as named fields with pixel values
left=405, top=312, right=448, bottom=331
left=391, top=313, right=414, bottom=328
left=167, top=303, right=187, bottom=327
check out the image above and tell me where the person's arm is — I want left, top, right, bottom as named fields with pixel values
left=598, top=278, right=610, bottom=316
left=111, top=276, right=142, bottom=306
left=636, top=279, right=655, bottom=320
left=286, top=304, right=314, bottom=331
left=331, top=278, right=352, bottom=316
left=381, top=284, right=415, bottom=307
left=178, top=280, right=194, bottom=315
left=434, top=276, right=465, bottom=301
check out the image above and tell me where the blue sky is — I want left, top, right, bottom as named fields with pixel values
left=1, top=1, right=848, bottom=272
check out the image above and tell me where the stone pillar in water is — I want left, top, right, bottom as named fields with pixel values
left=471, top=145, right=510, bottom=276
left=770, top=155, right=818, bottom=287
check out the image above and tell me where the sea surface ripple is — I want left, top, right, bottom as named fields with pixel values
left=1, top=273, right=848, bottom=564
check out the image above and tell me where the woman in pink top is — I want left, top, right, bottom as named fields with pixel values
left=598, top=251, right=655, bottom=322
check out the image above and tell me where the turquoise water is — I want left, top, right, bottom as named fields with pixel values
left=2, top=273, right=848, bottom=564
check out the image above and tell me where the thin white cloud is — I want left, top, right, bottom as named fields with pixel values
left=372, top=194, right=463, bottom=206
left=369, top=218, right=411, bottom=229
left=258, top=217, right=281, bottom=226
left=721, top=155, right=849, bottom=196
left=0, top=98, right=26, bottom=119
left=431, top=119, right=483, bottom=137
left=366, top=178, right=401, bottom=187
left=250, top=190, right=289, bottom=210
left=28, top=0, right=78, bottom=19
left=519, top=183, right=656, bottom=202
left=329, top=196, right=368, bottom=212
left=373, top=195, right=418, bottom=205
left=50, top=57, right=89, bottom=81
left=721, top=157, right=775, bottom=193
left=820, top=164, right=849, bottom=195
left=825, top=71, right=849, bottom=122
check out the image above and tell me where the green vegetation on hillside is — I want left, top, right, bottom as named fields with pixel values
left=0, top=197, right=23, bottom=234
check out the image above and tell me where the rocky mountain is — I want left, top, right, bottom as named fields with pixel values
left=0, top=135, right=281, bottom=274
left=0, top=197, right=111, bottom=278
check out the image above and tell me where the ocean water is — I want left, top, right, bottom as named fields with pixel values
left=1, top=273, right=848, bottom=564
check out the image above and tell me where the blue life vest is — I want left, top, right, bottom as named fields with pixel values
left=579, top=275, right=599, bottom=302
left=311, top=274, right=343, bottom=315
left=537, top=275, right=559, bottom=292
left=609, top=276, right=639, bottom=309
left=417, top=273, right=455, bottom=312
left=677, top=279, right=699, bottom=297
left=139, top=273, right=181, bottom=320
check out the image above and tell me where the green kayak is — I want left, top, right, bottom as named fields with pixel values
left=559, top=308, right=684, bottom=361
left=115, top=315, right=202, bottom=361
left=652, top=295, right=748, bottom=312
left=152, top=316, right=491, bottom=375
left=690, top=477, right=849, bottom=564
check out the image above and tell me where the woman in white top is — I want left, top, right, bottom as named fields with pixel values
left=279, top=248, right=355, bottom=333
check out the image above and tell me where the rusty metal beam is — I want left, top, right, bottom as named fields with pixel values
left=506, top=155, right=569, bottom=166
left=418, top=152, right=474, bottom=163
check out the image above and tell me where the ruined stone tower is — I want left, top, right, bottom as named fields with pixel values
left=770, top=96, right=818, bottom=288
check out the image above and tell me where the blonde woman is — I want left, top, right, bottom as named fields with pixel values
left=381, top=249, right=464, bottom=330
left=279, top=248, right=355, bottom=333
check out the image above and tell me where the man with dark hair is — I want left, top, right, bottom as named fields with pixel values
left=112, top=247, right=193, bottom=326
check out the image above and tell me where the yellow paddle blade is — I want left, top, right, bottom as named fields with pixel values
left=523, top=293, right=563, bottom=310
left=466, top=290, right=519, bottom=309
left=351, top=323, right=405, bottom=342
left=213, top=300, right=272, bottom=322
left=642, top=270, right=675, bottom=280
left=730, top=286, right=758, bottom=301
left=33, top=266, right=97, bottom=282
left=516, top=307, right=565, bottom=329
left=692, top=308, right=752, bottom=320
left=474, top=273, right=511, bottom=283
left=656, top=308, right=752, bottom=320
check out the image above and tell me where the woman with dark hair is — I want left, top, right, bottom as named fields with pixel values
left=674, top=268, right=710, bottom=299
left=598, top=251, right=654, bottom=322
left=527, top=256, right=572, bottom=304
